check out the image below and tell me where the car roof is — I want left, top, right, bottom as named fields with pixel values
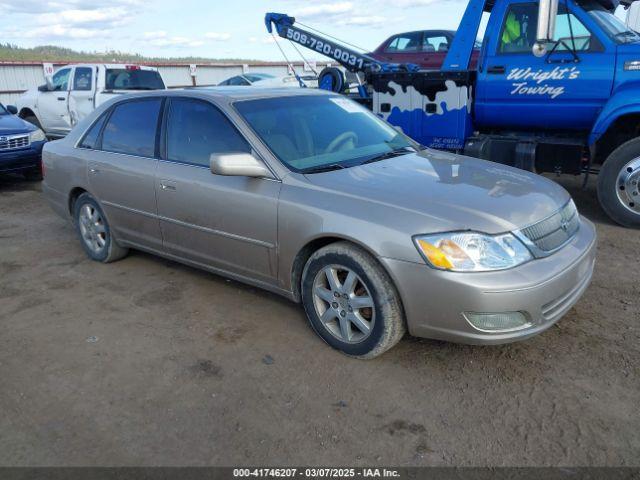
left=113, top=86, right=331, bottom=102
left=389, top=29, right=456, bottom=37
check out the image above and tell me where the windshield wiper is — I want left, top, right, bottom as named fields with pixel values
left=359, top=147, right=415, bottom=166
left=302, top=163, right=348, bottom=174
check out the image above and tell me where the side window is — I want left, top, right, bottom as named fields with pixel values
left=499, top=3, right=538, bottom=53
left=166, top=98, right=250, bottom=167
left=78, top=113, right=108, bottom=149
left=101, top=99, right=162, bottom=157
left=51, top=68, right=71, bottom=91
left=228, top=76, right=250, bottom=86
left=385, top=32, right=423, bottom=52
left=73, top=67, right=93, bottom=91
left=423, top=35, right=449, bottom=52
left=553, top=11, right=594, bottom=51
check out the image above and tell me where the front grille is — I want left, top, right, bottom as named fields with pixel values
left=519, top=200, right=580, bottom=255
left=0, top=134, right=30, bottom=151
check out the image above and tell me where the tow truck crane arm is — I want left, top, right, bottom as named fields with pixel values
left=265, top=13, right=383, bottom=73
left=265, top=13, right=420, bottom=95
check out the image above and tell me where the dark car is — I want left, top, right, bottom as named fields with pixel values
left=369, top=30, right=480, bottom=69
left=0, top=103, right=47, bottom=179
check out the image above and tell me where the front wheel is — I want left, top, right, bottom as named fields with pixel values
left=597, top=138, right=640, bottom=228
left=301, top=242, right=406, bottom=359
left=73, top=193, right=128, bottom=263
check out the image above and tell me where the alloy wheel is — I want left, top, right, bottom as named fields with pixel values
left=312, top=264, right=376, bottom=344
left=78, top=204, right=107, bottom=254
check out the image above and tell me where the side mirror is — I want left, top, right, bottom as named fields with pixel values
left=6, top=105, right=17, bottom=115
left=210, top=152, right=271, bottom=178
left=533, top=0, right=559, bottom=57
left=627, top=2, right=640, bottom=33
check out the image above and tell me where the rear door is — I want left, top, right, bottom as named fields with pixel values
left=84, top=97, right=164, bottom=250
left=156, top=97, right=280, bottom=283
left=69, top=66, right=96, bottom=127
left=38, top=67, right=73, bottom=135
left=475, top=1, right=614, bottom=130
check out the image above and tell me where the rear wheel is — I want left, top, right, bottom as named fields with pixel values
left=597, top=138, right=640, bottom=228
left=301, top=242, right=406, bottom=359
left=73, top=193, right=128, bottom=263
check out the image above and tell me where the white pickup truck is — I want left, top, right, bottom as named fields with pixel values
left=16, top=64, right=166, bottom=138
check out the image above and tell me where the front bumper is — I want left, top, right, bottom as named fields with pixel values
left=0, top=141, right=45, bottom=173
left=381, top=216, right=597, bottom=345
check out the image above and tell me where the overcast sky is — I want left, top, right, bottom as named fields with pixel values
left=0, top=0, right=472, bottom=60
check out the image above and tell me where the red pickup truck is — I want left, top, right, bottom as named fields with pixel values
left=369, top=30, right=480, bottom=69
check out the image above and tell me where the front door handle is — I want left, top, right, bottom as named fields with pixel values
left=89, top=167, right=100, bottom=174
left=160, top=181, right=177, bottom=191
left=57, top=97, right=66, bottom=101
left=487, top=65, right=506, bottom=74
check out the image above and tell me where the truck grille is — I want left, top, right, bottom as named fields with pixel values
left=517, top=200, right=580, bottom=256
left=0, top=134, right=30, bottom=151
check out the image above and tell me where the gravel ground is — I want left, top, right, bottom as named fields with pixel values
left=0, top=173, right=638, bottom=466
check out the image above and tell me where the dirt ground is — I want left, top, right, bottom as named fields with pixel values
left=0, top=173, right=638, bottom=467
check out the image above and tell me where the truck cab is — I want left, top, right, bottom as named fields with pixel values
left=16, top=64, right=166, bottom=139
left=475, top=0, right=635, bottom=132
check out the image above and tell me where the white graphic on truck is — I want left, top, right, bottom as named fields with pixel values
left=507, top=66, right=580, bottom=99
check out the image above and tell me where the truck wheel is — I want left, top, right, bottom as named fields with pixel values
left=301, top=242, right=406, bottom=359
left=598, top=138, right=640, bottom=228
left=73, top=193, right=129, bottom=263
left=23, top=115, right=43, bottom=131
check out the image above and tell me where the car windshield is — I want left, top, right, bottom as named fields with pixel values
left=235, top=95, right=416, bottom=173
left=580, top=0, right=640, bottom=43
left=0, top=103, right=7, bottom=115
left=105, top=68, right=165, bottom=90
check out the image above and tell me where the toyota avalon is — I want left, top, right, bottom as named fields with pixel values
left=41, top=88, right=597, bottom=358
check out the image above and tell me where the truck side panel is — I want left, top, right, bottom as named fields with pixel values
left=371, top=71, right=474, bottom=149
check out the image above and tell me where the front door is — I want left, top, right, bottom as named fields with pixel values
left=156, top=97, right=280, bottom=283
left=85, top=97, right=164, bottom=250
left=69, top=66, right=96, bottom=127
left=38, top=67, right=73, bottom=135
left=476, top=1, right=614, bottom=130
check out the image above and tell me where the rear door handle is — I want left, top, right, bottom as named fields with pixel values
left=160, top=180, right=177, bottom=191
left=487, top=65, right=506, bottom=74
left=57, top=97, right=66, bottom=101
left=89, top=167, right=100, bottom=174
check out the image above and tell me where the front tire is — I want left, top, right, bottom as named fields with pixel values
left=301, top=242, right=406, bottom=359
left=73, top=193, right=128, bottom=263
left=23, top=115, right=43, bottom=131
left=597, top=138, right=640, bottom=228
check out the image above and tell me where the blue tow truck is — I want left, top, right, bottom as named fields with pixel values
left=266, top=0, right=640, bottom=227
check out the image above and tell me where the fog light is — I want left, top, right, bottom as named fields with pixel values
left=464, top=312, right=530, bottom=332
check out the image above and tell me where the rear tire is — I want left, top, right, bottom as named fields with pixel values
left=73, top=193, right=128, bottom=263
left=597, top=137, right=640, bottom=228
left=301, top=242, right=406, bottom=359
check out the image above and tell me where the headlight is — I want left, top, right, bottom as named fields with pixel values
left=414, top=231, right=533, bottom=272
left=29, top=129, right=46, bottom=142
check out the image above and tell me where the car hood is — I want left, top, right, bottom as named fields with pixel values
left=303, top=149, right=571, bottom=234
left=0, top=114, right=36, bottom=135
